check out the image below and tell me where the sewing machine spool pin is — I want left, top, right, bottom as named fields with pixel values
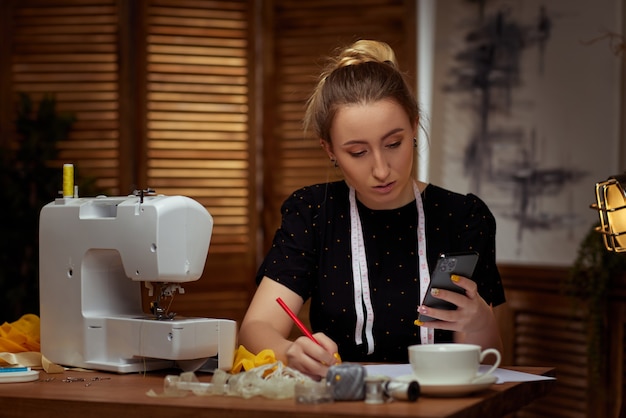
left=133, top=188, right=156, bottom=204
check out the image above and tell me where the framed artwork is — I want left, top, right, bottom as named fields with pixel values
left=426, top=0, right=623, bottom=266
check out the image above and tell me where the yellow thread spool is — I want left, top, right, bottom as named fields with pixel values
left=63, top=164, right=74, bottom=197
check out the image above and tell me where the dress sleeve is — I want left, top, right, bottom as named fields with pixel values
left=462, top=193, right=506, bottom=307
left=254, top=187, right=319, bottom=300
left=423, top=186, right=505, bottom=308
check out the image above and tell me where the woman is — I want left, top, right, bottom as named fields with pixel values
left=238, top=40, right=505, bottom=379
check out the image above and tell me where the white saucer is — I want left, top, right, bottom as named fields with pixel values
left=0, top=370, right=39, bottom=383
left=396, top=374, right=497, bottom=397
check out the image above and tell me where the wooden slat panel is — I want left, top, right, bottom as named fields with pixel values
left=6, top=0, right=256, bottom=324
left=11, top=0, right=121, bottom=194
left=498, top=268, right=596, bottom=418
left=144, top=0, right=253, bottom=266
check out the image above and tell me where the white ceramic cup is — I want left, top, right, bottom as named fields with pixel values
left=408, top=343, right=501, bottom=385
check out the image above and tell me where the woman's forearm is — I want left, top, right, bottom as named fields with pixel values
left=238, top=319, right=293, bottom=363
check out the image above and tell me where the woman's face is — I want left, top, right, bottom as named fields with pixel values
left=324, top=99, right=417, bottom=210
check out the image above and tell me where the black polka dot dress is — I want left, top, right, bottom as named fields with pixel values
left=255, top=181, right=505, bottom=363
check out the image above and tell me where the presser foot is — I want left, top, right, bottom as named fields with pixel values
left=146, top=282, right=186, bottom=320
left=149, top=300, right=176, bottom=320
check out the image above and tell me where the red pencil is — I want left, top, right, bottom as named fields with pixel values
left=276, top=297, right=321, bottom=345
left=276, top=297, right=342, bottom=364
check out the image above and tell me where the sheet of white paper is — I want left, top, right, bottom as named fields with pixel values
left=363, top=364, right=555, bottom=384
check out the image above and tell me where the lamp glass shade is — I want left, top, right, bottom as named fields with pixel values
left=593, top=175, right=626, bottom=252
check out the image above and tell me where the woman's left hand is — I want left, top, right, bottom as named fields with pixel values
left=416, top=275, right=502, bottom=350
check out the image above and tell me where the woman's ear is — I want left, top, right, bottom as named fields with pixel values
left=320, top=140, right=334, bottom=160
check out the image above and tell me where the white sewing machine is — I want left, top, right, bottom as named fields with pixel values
left=39, top=192, right=236, bottom=373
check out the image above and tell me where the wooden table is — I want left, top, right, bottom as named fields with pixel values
left=0, top=366, right=555, bottom=418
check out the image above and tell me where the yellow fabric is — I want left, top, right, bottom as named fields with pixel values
left=231, top=345, right=277, bottom=373
left=0, top=314, right=40, bottom=352
left=0, top=314, right=64, bottom=372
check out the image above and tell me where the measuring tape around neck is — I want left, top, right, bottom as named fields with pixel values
left=348, top=182, right=433, bottom=355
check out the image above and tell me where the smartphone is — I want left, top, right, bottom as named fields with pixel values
left=418, top=251, right=479, bottom=322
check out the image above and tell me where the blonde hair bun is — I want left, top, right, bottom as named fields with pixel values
left=335, top=40, right=398, bottom=68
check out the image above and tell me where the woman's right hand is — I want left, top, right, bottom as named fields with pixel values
left=239, top=278, right=341, bottom=379
left=285, top=333, right=340, bottom=380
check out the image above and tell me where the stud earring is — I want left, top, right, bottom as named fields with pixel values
left=330, top=158, right=338, bottom=168
left=413, top=137, right=417, bottom=148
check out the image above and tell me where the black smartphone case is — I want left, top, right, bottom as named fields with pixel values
left=417, top=251, right=479, bottom=322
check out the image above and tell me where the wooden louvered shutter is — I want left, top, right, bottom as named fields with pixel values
left=6, top=0, right=256, bottom=323
left=142, top=0, right=256, bottom=320
left=143, top=0, right=253, bottom=250
left=496, top=267, right=626, bottom=418
left=10, top=0, right=123, bottom=194
left=505, top=290, right=588, bottom=417
left=262, top=0, right=417, bottom=244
